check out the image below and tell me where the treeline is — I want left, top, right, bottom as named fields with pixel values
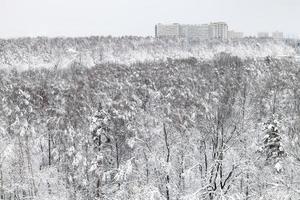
left=0, top=36, right=296, bottom=69
left=0, top=54, right=300, bottom=200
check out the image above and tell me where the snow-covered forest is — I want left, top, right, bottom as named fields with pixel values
left=1, top=37, right=300, bottom=200
left=0, top=37, right=297, bottom=69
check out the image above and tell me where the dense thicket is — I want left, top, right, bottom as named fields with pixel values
left=1, top=54, right=300, bottom=200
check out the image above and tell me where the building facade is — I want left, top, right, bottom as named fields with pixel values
left=180, top=24, right=210, bottom=40
left=228, top=30, right=244, bottom=39
left=272, top=31, right=284, bottom=39
left=209, top=22, right=228, bottom=40
left=155, top=22, right=229, bottom=40
left=257, top=32, right=269, bottom=38
left=195, top=24, right=210, bottom=40
left=155, top=23, right=181, bottom=37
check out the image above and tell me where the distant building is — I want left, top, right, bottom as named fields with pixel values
left=228, top=30, right=244, bottom=39
left=180, top=24, right=210, bottom=40
left=272, top=31, right=284, bottom=40
left=198, top=24, right=210, bottom=40
left=209, top=22, right=228, bottom=40
left=155, top=23, right=181, bottom=37
left=257, top=32, right=269, bottom=38
left=155, top=22, right=229, bottom=40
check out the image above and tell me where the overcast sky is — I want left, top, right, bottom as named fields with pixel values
left=0, top=0, right=299, bottom=38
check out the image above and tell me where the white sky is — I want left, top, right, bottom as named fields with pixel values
left=0, top=0, right=299, bottom=38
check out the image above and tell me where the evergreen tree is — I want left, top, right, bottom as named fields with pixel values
left=262, top=116, right=285, bottom=164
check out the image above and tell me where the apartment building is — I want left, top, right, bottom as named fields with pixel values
left=155, top=23, right=181, bottom=37
left=155, top=22, right=228, bottom=40
left=257, top=32, right=269, bottom=38
left=209, top=22, right=228, bottom=40
left=272, top=31, right=284, bottom=39
left=228, top=30, right=244, bottom=39
left=180, top=24, right=210, bottom=40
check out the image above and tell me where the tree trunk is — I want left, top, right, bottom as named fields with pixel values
left=0, top=166, right=4, bottom=200
left=163, top=123, right=170, bottom=200
left=48, top=131, right=51, bottom=166
left=115, top=140, right=121, bottom=189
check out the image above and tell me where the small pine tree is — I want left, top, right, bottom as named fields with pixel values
left=262, top=117, right=285, bottom=164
